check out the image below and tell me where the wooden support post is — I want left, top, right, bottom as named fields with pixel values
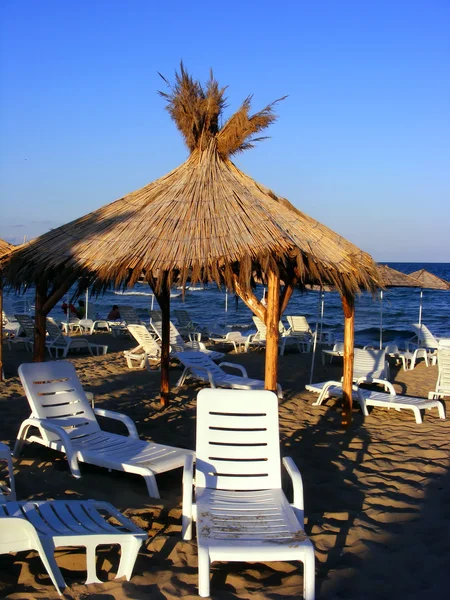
left=279, top=278, right=297, bottom=318
left=341, top=293, right=355, bottom=428
left=265, top=268, right=280, bottom=393
left=157, top=276, right=171, bottom=407
left=34, top=282, right=48, bottom=362
left=233, top=275, right=266, bottom=322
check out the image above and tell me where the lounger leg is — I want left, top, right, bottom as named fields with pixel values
left=436, top=401, right=446, bottom=420
left=39, top=537, right=67, bottom=593
left=143, top=472, right=160, bottom=498
left=13, top=422, right=34, bottom=456
left=116, top=537, right=143, bottom=580
left=412, top=407, right=423, bottom=424
left=84, top=542, right=102, bottom=584
left=303, top=543, right=316, bottom=600
left=197, top=546, right=211, bottom=598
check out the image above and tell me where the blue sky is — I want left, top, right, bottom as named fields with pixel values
left=1, top=0, right=449, bottom=261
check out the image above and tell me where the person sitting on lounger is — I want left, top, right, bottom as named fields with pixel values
left=107, top=305, right=121, bottom=320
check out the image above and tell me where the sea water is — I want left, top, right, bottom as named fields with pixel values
left=3, top=263, right=450, bottom=348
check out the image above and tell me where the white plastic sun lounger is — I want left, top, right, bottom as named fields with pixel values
left=124, top=324, right=162, bottom=369
left=182, top=389, right=315, bottom=599
left=175, top=351, right=283, bottom=399
left=0, top=443, right=147, bottom=595
left=312, top=380, right=445, bottom=424
left=14, top=361, right=194, bottom=498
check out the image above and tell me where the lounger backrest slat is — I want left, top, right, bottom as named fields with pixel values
left=353, top=348, right=388, bottom=380
left=117, top=305, right=142, bottom=325
left=150, top=320, right=185, bottom=351
left=252, top=316, right=286, bottom=338
left=18, top=361, right=100, bottom=443
left=175, top=351, right=223, bottom=378
left=196, top=389, right=282, bottom=491
left=410, top=323, right=439, bottom=349
left=13, top=314, right=35, bottom=338
left=286, top=315, right=312, bottom=334
left=127, top=324, right=161, bottom=354
left=437, top=348, right=450, bottom=394
left=45, top=317, right=66, bottom=342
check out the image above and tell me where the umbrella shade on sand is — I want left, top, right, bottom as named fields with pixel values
left=2, top=66, right=381, bottom=424
left=0, top=239, right=14, bottom=382
left=376, top=265, right=422, bottom=349
left=409, top=269, right=450, bottom=327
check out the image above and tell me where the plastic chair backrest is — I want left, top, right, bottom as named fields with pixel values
left=195, top=389, right=282, bottom=491
left=18, top=361, right=100, bottom=443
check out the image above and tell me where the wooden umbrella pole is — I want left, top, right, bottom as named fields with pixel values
left=232, top=276, right=266, bottom=322
left=341, top=293, right=355, bottom=428
left=279, top=278, right=297, bottom=317
left=34, top=281, right=48, bottom=362
left=157, top=275, right=171, bottom=407
left=265, top=268, right=280, bottom=393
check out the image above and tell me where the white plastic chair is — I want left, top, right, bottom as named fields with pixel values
left=321, top=341, right=345, bottom=365
left=0, top=443, right=146, bottom=594
left=182, top=389, right=315, bottom=598
left=14, top=361, right=194, bottom=498
left=124, top=324, right=162, bottom=369
left=6, top=314, right=35, bottom=351
left=175, top=351, right=283, bottom=398
left=45, top=317, right=108, bottom=357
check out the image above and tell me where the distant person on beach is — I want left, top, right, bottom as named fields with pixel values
left=107, top=305, right=121, bottom=320
left=77, top=299, right=86, bottom=319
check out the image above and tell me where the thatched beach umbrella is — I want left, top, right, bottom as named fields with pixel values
left=376, top=265, right=422, bottom=348
left=2, top=66, right=380, bottom=425
left=0, top=239, right=14, bottom=382
left=409, top=269, right=450, bottom=327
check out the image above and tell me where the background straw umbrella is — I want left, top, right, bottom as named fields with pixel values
left=0, top=239, right=14, bottom=382
left=2, top=66, right=381, bottom=425
left=408, top=269, right=450, bottom=327
left=376, top=264, right=422, bottom=348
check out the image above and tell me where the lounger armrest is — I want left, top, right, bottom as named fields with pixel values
left=218, top=361, right=248, bottom=377
left=93, top=408, right=139, bottom=438
left=186, top=364, right=216, bottom=387
left=282, top=456, right=305, bottom=528
left=356, top=377, right=396, bottom=394
left=28, top=418, right=75, bottom=448
left=182, top=453, right=195, bottom=540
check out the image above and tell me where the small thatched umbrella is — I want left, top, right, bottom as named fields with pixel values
left=2, top=66, right=380, bottom=425
left=408, top=269, right=450, bottom=327
left=0, top=239, right=14, bottom=382
left=376, top=265, right=422, bottom=348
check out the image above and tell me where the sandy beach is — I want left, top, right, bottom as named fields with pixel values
left=1, top=335, right=449, bottom=600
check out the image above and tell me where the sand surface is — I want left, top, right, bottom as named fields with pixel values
left=1, top=334, right=449, bottom=599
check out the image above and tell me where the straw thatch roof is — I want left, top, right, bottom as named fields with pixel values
left=409, top=269, right=450, bottom=290
left=2, top=66, right=381, bottom=297
left=0, top=239, right=12, bottom=259
left=376, top=264, right=422, bottom=288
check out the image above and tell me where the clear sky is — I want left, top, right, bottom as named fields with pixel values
left=1, top=0, right=449, bottom=261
